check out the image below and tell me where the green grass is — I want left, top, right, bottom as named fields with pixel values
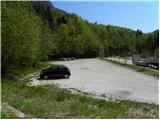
left=101, top=58, right=159, bottom=77
left=1, top=111, right=19, bottom=119
left=1, top=79, right=159, bottom=119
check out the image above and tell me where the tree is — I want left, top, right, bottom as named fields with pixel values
left=40, top=23, right=57, bottom=60
left=2, top=2, right=41, bottom=74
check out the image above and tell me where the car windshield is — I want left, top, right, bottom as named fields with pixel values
left=42, top=65, right=55, bottom=71
left=43, top=65, right=66, bottom=71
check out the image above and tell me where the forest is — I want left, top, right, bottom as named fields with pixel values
left=1, top=1, right=159, bottom=77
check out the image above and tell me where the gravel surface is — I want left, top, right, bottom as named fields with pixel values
left=31, top=58, right=159, bottom=104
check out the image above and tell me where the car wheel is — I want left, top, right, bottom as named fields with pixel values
left=64, top=74, right=69, bottom=78
left=44, top=75, right=48, bottom=79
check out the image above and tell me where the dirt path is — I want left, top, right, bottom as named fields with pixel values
left=31, top=58, right=159, bottom=104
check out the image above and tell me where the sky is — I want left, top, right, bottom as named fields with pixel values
left=52, top=1, right=158, bottom=33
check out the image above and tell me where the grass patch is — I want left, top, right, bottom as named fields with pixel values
left=1, top=79, right=159, bottom=119
left=101, top=58, right=159, bottom=77
left=1, top=111, right=19, bottom=119
left=2, top=62, right=51, bottom=80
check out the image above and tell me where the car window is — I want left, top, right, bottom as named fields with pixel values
left=49, top=65, right=66, bottom=71
left=59, top=66, right=63, bottom=69
left=54, top=66, right=61, bottom=71
left=59, top=66, right=66, bottom=70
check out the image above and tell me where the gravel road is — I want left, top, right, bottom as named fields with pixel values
left=31, top=58, right=159, bottom=104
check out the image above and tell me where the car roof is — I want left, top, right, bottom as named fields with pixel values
left=42, top=65, right=66, bottom=71
left=50, top=65, right=67, bottom=68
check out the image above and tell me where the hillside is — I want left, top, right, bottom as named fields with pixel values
left=1, top=1, right=159, bottom=76
left=1, top=1, right=159, bottom=119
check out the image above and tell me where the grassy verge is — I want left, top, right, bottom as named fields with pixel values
left=2, top=78, right=159, bottom=119
left=1, top=62, right=52, bottom=118
left=101, top=58, right=159, bottom=77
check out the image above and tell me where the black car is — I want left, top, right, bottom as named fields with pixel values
left=40, top=65, right=71, bottom=79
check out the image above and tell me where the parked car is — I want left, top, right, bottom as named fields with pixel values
left=59, top=58, right=63, bottom=61
left=62, top=57, right=68, bottom=61
left=40, top=65, right=71, bottom=79
left=59, top=57, right=76, bottom=61
left=67, top=57, right=72, bottom=61
left=71, top=57, right=76, bottom=60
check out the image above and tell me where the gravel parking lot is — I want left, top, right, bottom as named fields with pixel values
left=31, top=58, right=158, bottom=104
